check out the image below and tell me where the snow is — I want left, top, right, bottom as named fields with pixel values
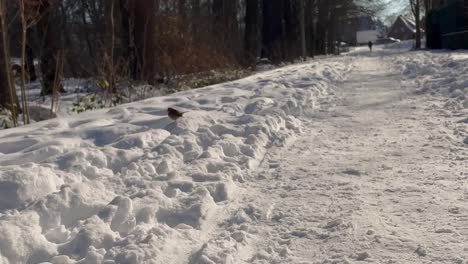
left=388, top=50, right=468, bottom=109
left=382, top=39, right=416, bottom=50
left=451, top=52, right=468, bottom=61
left=0, top=57, right=351, bottom=263
left=0, top=43, right=467, bottom=263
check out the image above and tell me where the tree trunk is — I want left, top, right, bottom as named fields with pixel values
left=119, top=0, right=137, bottom=80
left=212, top=0, right=240, bottom=61
left=306, top=0, right=318, bottom=58
left=119, top=0, right=157, bottom=83
left=316, top=0, right=329, bottom=54
left=283, top=0, right=297, bottom=60
left=59, top=2, right=78, bottom=77
left=261, top=0, right=284, bottom=61
left=299, top=0, right=307, bottom=59
left=0, top=45, right=10, bottom=109
left=37, top=1, right=63, bottom=95
left=415, top=1, right=421, bottom=49
left=327, top=11, right=336, bottom=55
left=244, top=0, right=260, bottom=65
left=80, top=0, right=95, bottom=67
left=412, top=0, right=422, bottom=49
left=192, top=0, right=200, bottom=35
left=212, top=0, right=224, bottom=32
left=26, top=30, right=37, bottom=82
left=0, top=0, right=18, bottom=125
left=134, top=0, right=157, bottom=83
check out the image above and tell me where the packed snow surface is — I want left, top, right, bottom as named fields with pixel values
left=0, top=43, right=467, bottom=264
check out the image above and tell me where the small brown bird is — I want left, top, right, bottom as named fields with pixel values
left=167, top=107, right=187, bottom=120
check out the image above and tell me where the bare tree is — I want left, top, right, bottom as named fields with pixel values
left=19, top=0, right=30, bottom=124
left=36, top=0, right=64, bottom=95
left=410, top=0, right=422, bottom=49
left=119, top=0, right=157, bottom=83
left=18, top=0, right=44, bottom=124
left=105, top=0, right=116, bottom=97
left=134, top=0, right=157, bottom=83
left=305, top=0, right=318, bottom=57
left=0, top=0, right=18, bottom=126
left=299, top=0, right=306, bottom=59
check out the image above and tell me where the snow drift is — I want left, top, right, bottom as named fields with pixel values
left=0, top=59, right=350, bottom=263
left=389, top=51, right=468, bottom=110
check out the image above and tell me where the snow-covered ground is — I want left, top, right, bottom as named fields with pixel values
left=0, top=55, right=350, bottom=263
left=0, top=43, right=467, bottom=264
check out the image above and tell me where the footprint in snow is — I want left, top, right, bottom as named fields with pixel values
left=355, top=252, right=370, bottom=261
left=415, top=245, right=427, bottom=257
left=324, top=219, right=343, bottom=229
left=269, top=162, right=280, bottom=169
left=342, top=169, right=362, bottom=176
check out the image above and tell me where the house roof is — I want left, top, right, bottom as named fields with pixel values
left=399, top=16, right=417, bottom=33
left=390, top=15, right=424, bottom=34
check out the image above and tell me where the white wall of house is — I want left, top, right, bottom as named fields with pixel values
left=356, top=30, right=379, bottom=44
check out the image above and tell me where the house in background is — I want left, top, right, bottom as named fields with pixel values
left=337, top=15, right=386, bottom=46
left=426, top=0, right=468, bottom=49
left=388, top=16, right=423, bottom=41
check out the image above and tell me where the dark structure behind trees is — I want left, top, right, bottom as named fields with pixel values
left=426, top=0, right=468, bottom=49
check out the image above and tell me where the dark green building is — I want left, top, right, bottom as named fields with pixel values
left=426, top=0, right=468, bottom=49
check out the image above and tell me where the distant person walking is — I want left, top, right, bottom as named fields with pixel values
left=368, top=41, right=373, bottom=52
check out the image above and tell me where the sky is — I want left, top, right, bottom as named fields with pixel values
left=379, top=0, right=408, bottom=25
left=385, top=0, right=408, bottom=14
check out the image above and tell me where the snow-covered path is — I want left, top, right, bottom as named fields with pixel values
left=1, top=46, right=467, bottom=264
left=233, top=56, right=468, bottom=264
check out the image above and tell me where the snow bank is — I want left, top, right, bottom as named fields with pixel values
left=382, top=40, right=415, bottom=50
left=389, top=51, right=468, bottom=110
left=387, top=50, right=468, bottom=147
left=0, top=59, right=350, bottom=263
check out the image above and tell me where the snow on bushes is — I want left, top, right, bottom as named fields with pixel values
left=0, top=59, right=350, bottom=263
